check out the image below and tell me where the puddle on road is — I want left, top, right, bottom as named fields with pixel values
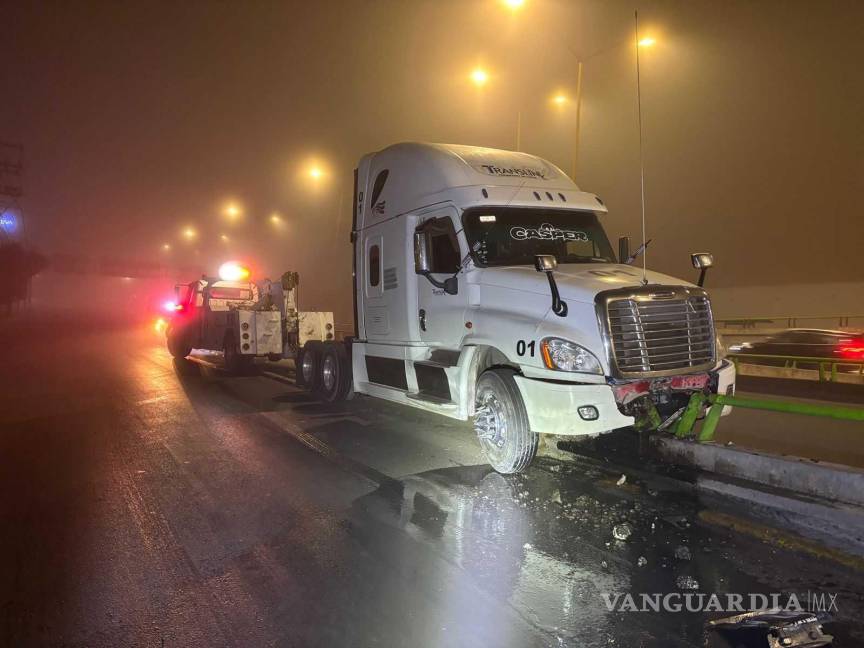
left=346, top=459, right=864, bottom=647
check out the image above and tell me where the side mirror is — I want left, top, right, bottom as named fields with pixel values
left=691, top=252, right=713, bottom=269
left=415, top=229, right=459, bottom=295
left=534, top=255, right=558, bottom=272
left=534, top=255, right=568, bottom=317
left=618, top=236, right=631, bottom=265
left=442, top=276, right=458, bottom=295
left=414, top=231, right=430, bottom=274
left=690, top=252, right=714, bottom=287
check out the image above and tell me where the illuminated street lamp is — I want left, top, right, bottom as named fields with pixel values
left=551, top=93, right=568, bottom=107
left=270, top=213, right=284, bottom=226
left=162, top=243, right=171, bottom=251
left=182, top=227, right=197, bottom=241
left=308, top=166, right=323, bottom=180
left=470, top=67, right=489, bottom=88
left=502, top=0, right=525, bottom=9
left=638, top=37, right=656, bottom=47
left=224, top=202, right=242, bottom=222
left=220, top=233, right=230, bottom=242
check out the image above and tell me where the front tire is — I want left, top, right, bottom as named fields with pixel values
left=473, top=368, right=538, bottom=474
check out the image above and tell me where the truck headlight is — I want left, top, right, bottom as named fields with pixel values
left=540, top=337, right=603, bottom=374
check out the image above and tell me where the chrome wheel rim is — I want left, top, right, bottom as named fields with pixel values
left=302, top=353, right=315, bottom=383
left=322, top=355, right=336, bottom=391
left=474, top=389, right=510, bottom=466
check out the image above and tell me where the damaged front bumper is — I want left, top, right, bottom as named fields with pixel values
left=513, top=360, right=736, bottom=437
left=610, top=359, right=736, bottom=431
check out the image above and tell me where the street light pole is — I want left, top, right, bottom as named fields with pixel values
left=515, top=110, right=522, bottom=151
left=571, top=60, right=583, bottom=182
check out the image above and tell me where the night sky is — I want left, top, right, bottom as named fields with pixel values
left=4, top=0, right=863, bottom=318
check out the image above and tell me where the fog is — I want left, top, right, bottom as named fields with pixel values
left=3, top=0, right=863, bottom=323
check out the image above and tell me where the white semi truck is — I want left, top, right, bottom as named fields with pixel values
left=294, top=142, right=735, bottom=474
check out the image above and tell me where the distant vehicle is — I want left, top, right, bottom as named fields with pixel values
left=164, top=262, right=334, bottom=373
left=729, top=329, right=864, bottom=368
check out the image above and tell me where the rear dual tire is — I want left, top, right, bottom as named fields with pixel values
left=297, top=341, right=353, bottom=402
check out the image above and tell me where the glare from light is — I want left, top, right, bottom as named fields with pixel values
left=270, top=213, right=283, bottom=225
left=218, top=261, right=250, bottom=282
left=308, top=166, right=323, bottom=180
left=162, top=300, right=178, bottom=312
left=224, top=203, right=242, bottom=220
left=220, top=234, right=230, bottom=242
left=502, top=0, right=525, bottom=9
left=470, top=67, right=489, bottom=87
left=154, top=317, right=168, bottom=334
left=182, top=227, right=197, bottom=240
left=638, top=37, right=656, bottom=47
left=552, top=93, right=568, bottom=106
left=162, top=243, right=171, bottom=251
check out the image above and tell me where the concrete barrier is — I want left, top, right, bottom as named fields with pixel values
left=653, top=436, right=864, bottom=508
left=654, top=437, right=864, bottom=557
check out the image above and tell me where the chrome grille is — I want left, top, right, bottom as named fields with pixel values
left=601, top=287, right=716, bottom=377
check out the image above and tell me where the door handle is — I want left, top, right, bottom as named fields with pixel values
left=419, top=308, right=427, bottom=332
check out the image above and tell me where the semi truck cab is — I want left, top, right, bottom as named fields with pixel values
left=298, top=142, right=735, bottom=473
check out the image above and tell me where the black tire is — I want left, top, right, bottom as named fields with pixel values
left=315, top=342, right=353, bottom=402
left=224, top=333, right=253, bottom=375
left=473, top=368, right=539, bottom=474
left=296, top=341, right=321, bottom=391
left=167, top=326, right=192, bottom=359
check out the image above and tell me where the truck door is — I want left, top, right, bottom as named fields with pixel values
left=415, top=210, right=469, bottom=349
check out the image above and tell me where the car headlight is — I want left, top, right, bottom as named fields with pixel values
left=540, top=337, right=603, bottom=374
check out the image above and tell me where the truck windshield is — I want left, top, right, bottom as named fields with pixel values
left=462, top=207, right=615, bottom=267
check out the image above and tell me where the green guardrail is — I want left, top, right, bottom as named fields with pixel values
left=675, top=392, right=864, bottom=443
left=727, top=353, right=864, bottom=382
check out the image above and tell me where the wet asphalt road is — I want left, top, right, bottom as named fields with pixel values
left=2, top=313, right=864, bottom=647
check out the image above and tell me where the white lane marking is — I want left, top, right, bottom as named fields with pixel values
left=136, top=396, right=167, bottom=405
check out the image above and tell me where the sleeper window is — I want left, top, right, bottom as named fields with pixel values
left=369, top=244, right=380, bottom=287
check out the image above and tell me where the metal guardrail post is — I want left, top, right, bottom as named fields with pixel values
left=675, top=392, right=705, bottom=438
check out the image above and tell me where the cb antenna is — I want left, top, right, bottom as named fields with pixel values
left=634, top=10, right=648, bottom=285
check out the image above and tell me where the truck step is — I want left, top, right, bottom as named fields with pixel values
left=406, top=392, right=454, bottom=406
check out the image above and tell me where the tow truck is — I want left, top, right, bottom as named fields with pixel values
left=165, top=261, right=334, bottom=373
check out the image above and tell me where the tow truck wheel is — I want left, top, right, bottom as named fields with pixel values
left=473, top=368, right=538, bottom=474
left=316, top=342, right=353, bottom=402
left=166, top=327, right=192, bottom=359
left=296, top=342, right=321, bottom=391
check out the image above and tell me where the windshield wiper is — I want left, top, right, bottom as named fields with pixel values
left=625, top=238, right=652, bottom=264
left=570, top=255, right=610, bottom=263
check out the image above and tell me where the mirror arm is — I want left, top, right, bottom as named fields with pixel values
left=421, top=271, right=458, bottom=295
left=697, top=267, right=708, bottom=287
left=545, top=271, right=568, bottom=317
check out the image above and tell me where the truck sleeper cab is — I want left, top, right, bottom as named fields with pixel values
left=298, top=142, right=735, bottom=473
